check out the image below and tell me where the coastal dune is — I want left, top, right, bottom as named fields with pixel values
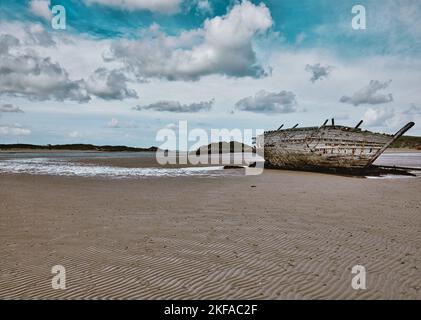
left=0, top=168, right=420, bottom=299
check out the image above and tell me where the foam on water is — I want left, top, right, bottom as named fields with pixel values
left=0, top=158, right=226, bottom=178
left=1, top=152, right=420, bottom=179
left=366, top=174, right=418, bottom=180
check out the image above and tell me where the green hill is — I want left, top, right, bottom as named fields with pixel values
left=196, top=141, right=254, bottom=155
left=0, top=144, right=158, bottom=152
left=391, top=136, right=421, bottom=149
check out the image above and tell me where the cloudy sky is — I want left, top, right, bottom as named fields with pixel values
left=0, top=0, right=420, bottom=147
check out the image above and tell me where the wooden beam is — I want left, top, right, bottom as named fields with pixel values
left=355, top=120, right=363, bottom=129
left=366, top=122, right=415, bottom=167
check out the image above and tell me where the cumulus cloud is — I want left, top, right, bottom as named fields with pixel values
left=0, top=124, right=31, bottom=136
left=107, top=118, right=138, bottom=128
left=0, top=34, right=90, bottom=102
left=362, top=107, right=395, bottom=126
left=0, top=34, right=19, bottom=55
left=25, top=24, right=56, bottom=47
left=29, top=0, right=52, bottom=21
left=340, top=80, right=394, bottom=106
left=134, top=99, right=214, bottom=113
left=235, top=90, right=297, bottom=113
left=305, top=63, right=333, bottom=83
left=86, top=68, right=138, bottom=100
left=196, top=0, right=213, bottom=14
left=0, top=34, right=140, bottom=102
left=0, top=104, right=24, bottom=113
left=105, top=1, right=273, bottom=80
left=84, top=0, right=182, bottom=14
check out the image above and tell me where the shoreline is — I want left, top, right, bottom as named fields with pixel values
left=384, top=148, right=421, bottom=153
left=0, top=147, right=420, bottom=154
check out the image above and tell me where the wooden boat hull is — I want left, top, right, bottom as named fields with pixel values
left=257, top=122, right=415, bottom=171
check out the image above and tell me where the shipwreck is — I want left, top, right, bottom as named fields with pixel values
left=254, top=119, right=415, bottom=173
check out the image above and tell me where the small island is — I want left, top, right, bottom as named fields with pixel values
left=195, top=141, right=255, bottom=155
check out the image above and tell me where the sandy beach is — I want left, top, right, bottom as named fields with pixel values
left=2, top=0, right=421, bottom=305
left=1, top=155, right=420, bottom=300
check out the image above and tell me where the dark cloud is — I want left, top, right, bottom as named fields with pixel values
left=0, top=34, right=19, bottom=55
left=305, top=63, right=333, bottom=83
left=0, top=34, right=138, bottom=102
left=134, top=99, right=214, bottom=113
left=0, top=35, right=90, bottom=103
left=340, top=80, right=394, bottom=106
left=235, top=90, right=297, bottom=113
left=86, top=68, right=138, bottom=100
left=0, top=104, right=24, bottom=113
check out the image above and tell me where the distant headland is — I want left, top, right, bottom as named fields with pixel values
left=0, top=144, right=159, bottom=152
left=0, top=135, right=420, bottom=153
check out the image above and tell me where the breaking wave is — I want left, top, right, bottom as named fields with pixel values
left=0, top=158, right=227, bottom=178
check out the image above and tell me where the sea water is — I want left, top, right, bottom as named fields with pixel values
left=0, top=152, right=420, bottom=178
left=0, top=157, right=229, bottom=178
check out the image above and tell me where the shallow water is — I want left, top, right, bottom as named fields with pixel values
left=373, top=153, right=421, bottom=168
left=0, top=158, right=232, bottom=178
left=0, top=152, right=420, bottom=178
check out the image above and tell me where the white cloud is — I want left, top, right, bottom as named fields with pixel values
left=105, top=1, right=273, bottom=80
left=340, top=80, right=394, bottom=106
left=25, top=24, right=55, bottom=47
left=363, top=107, right=395, bottom=126
left=29, top=0, right=52, bottom=21
left=0, top=124, right=31, bottom=136
left=196, top=0, right=212, bottom=14
left=84, top=0, right=182, bottom=14
left=235, top=90, right=297, bottom=113
left=371, top=0, right=421, bottom=44
left=0, top=15, right=420, bottom=138
left=107, top=118, right=138, bottom=128
left=69, top=131, right=82, bottom=138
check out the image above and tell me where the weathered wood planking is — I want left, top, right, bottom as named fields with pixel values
left=257, top=123, right=415, bottom=170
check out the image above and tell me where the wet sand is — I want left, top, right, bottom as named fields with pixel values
left=1, top=162, right=420, bottom=300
